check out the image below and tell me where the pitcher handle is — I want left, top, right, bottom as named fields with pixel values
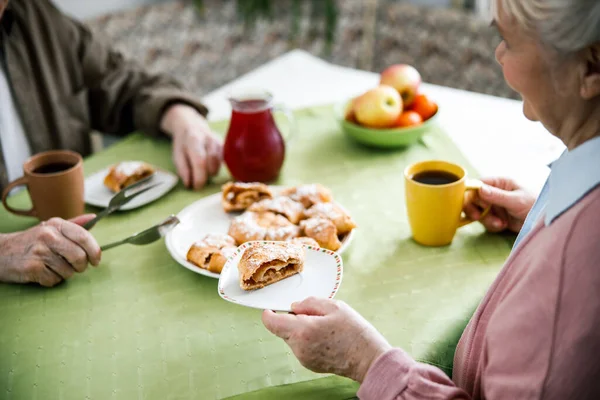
left=274, top=105, right=296, bottom=144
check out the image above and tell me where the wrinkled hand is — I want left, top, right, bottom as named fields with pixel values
left=464, top=177, right=536, bottom=234
left=161, top=104, right=222, bottom=190
left=262, top=297, right=392, bottom=383
left=0, top=215, right=102, bottom=287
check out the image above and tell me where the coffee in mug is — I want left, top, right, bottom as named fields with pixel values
left=404, top=160, right=490, bottom=247
left=2, top=150, right=85, bottom=221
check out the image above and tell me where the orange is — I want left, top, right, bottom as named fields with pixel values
left=395, top=111, right=423, bottom=128
left=411, top=94, right=438, bottom=120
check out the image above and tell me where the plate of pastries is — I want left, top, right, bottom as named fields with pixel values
left=84, top=161, right=179, bottom=210
left=165, top=182, right=356, bottom=279
left=217, top=240, right=343, bottom=312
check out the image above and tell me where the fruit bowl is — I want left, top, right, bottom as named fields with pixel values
left=336, top=101, right=438, bottom=149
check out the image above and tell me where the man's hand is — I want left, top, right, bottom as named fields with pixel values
left=0, top=215, right=102, bottom=287
left=160, top=104, right=223, bottom=190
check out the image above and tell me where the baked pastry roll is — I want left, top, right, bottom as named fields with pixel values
left=288, top=237, right=320, bottom=248
left=222, top=182, right=274, bottom=212
left=300, top=217, right=342, bottom=251
left=304, top=202, right=356, bottom=235
left=186, top=234, right=237, bottom=274
left=228, top=211, right=300, bottom=244
left=238, top=242, right=305, bottom=290
left=103, top=161, right=155, bottom=192
left=280, top=184, right=333, bottom=208
left=248, top=196, right=305, bottom=224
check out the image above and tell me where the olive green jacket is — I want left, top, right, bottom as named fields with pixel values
left=0, top=0, right=208, bottom=191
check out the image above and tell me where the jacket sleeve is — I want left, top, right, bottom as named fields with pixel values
left=46, top=1, right=208, bottom=137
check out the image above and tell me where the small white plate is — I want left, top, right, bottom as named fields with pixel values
left=218, top=241, right=343, bottom=312
left=165, top=190, right=355, bottom=279
left=84, top=164, right=178, bottom=210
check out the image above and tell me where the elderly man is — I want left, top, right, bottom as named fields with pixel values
left=0, top=0, right=221, bottom=287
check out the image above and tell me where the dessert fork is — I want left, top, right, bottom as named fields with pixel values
left=84, top=175, right=161, bottom=230
left=100, top=215, right=180, bottom=251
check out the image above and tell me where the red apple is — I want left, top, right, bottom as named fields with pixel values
left=354, top=85, right=403, bottom=129
left=380, top=64, right=422, bottom=107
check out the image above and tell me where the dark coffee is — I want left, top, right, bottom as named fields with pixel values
left=33, top=162, right=75, bottom=174
left=412, top=170, right=460, bottom=185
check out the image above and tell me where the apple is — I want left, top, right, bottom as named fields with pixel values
left=380, top=64, right=422, bottom=107
left=344, top=97, right=358, bottom=122
left=354, top=85, right=403, bottom=128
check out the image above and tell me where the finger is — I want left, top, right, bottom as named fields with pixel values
left=51, top=237, right=88, bottom=273
left=48, top=218, right=101, bottom=266
left=464, top=202, right=481, bottom=221
left=173, top=147, right=192, bottom=188
left=479, top=207, right=508, bottom=233
left=481, top=177, right=518, bottom=192
left=473, top=197, right=491, bottom=210
left=463, top=190, right=489, bottom=217
left=46, top=251, right=76, bottom=279
left=291, top=297, right=340, bottom=316
left=206, top=138, right=222, bottom=177
left=187, top=147, right=208, bottom=190
left=69, top=214, right=96, bottom=226
left=262, top=310, right=299, bottom=340
left=39, top=265, right=63, bottom=287
left=479, top=184, right=518, bottom=209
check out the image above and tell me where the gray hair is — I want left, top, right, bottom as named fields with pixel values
left=493, top=0, right=600, bottom=55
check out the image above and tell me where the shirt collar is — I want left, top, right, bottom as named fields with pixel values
left=545, top=135, right=600, bottom=225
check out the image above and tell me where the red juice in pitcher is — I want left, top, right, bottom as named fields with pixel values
left=223, top=91, right=287, bottom=183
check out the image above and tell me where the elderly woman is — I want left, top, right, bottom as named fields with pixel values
left=262, top=0, right=600, bottom=398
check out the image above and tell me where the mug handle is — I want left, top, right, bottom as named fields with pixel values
left=273, top=105, right=297, bottom=144
left=458, top=179, right=491, bottom=228
left=1, top=176, right=37, bottom=217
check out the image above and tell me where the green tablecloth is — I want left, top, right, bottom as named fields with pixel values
left=0, top=105, right=512, bottom=399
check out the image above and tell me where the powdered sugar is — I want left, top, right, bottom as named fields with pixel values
left=230, top=211, right=300, bottom=241
left=193, top=233, right=236, bottom=249
left=306, top=202, right=343, bottom=220
left=301, top=217, right=331, bottom=234
left=115, top=161, right=146, bottom=176
left=294, top=184, right=320, bottom=197
left=249, top=196, right=304, bottom=222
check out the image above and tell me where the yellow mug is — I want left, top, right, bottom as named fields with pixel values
left=404, top=160, right=490, bottom=247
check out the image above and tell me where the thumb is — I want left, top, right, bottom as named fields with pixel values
left=291, top=297, right=340, bottom=316
left=479, top=185, right=518, bottom=209
left=262, top=310, right=298, bottom=340
left=69, top=214, right=96, bottom=226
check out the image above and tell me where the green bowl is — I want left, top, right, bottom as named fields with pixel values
left=336, top=102, right=438, bottom=149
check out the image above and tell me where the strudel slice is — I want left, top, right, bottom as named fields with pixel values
left=238, top=242, right=305, bottom=291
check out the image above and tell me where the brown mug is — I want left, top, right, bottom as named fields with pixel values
left=2, top=150, right=84, bottom=220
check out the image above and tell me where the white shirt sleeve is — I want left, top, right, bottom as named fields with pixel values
left=0, top=57, right=32, bottom=182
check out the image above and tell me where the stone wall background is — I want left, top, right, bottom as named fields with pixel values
left=86, top=0, right=517, bottom=100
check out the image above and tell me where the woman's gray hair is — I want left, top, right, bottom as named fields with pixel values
left=493, top=0, right=600, bottom=55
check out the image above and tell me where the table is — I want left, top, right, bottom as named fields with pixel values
left=0, top=50, right=562, bottom=399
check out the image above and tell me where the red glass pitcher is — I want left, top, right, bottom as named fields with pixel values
left=223, top=89, right=295, bottom=183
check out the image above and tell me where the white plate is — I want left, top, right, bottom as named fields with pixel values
left=84, top=164, right=178, bottom=210
left=218, top=241, right=343, bottom=311
left=165, top=190, right=355, bottom=279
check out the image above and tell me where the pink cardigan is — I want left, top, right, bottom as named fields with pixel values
left=358, top=187, right=600, bottom=399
